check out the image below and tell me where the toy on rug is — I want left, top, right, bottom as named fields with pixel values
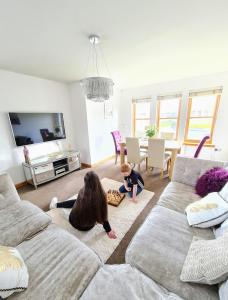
left=106, top=190, right=125, bottom=207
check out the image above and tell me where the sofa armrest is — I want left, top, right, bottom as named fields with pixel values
left=0, top=173, right=21, bottom=206
left=172, top=155, right=228, bottom=187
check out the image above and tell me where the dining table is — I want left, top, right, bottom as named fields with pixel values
left=119, top=139, right=181, bottom=180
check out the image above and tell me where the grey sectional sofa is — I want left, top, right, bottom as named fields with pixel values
left=1, top=155, right=227, bottom=299
left=125, top=156, right=227, bottom=300
left=0, top=173, right=101, bottom=300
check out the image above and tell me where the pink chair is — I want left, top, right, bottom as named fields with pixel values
left=194, top=135, right=210, bottom=158
left=111, top=131, right=127, bottom=164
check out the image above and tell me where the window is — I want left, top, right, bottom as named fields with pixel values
left=132, top=100, right=151, bottom=137
left=156, top=96, right=181, bottom=139
left=184, top=90, right=221, bottom=144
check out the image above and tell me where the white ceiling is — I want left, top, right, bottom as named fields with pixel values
left=0, top=0, right=228, bottom=88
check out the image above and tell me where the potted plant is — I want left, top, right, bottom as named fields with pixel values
left=145, top=124, right=157, bottom=138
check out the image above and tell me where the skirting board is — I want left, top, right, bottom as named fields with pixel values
left=81, top=155, right=115, bottom=169
left=15, top=155, right=115, bottom=189
left=81, top=163, right=92, bottom=168
left=15, top=181, right=27, bottom=189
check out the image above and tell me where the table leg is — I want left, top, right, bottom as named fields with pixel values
left=169, top=149, right=178, bottom=180
left=120, top=143, right=126, bottom=165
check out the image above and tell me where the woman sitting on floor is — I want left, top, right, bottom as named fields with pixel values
left=49, top=171, right=117, bottom=239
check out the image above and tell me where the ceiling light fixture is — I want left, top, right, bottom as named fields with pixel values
left=80, top=34, right=114, bottom=102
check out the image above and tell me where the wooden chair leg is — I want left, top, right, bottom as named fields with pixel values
left=115, top=154, right=118, bottom=164
left=167, top=159, right=169, bottom=170
left=138, top=163, right=141, bottom=171
left=146, top=157, right=148, bottom=170
left=147, top=166, right=153, bottom=175
left=160, top=169, right=164, bottom=179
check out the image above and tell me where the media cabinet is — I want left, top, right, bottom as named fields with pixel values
left=23, top=150, right=81, bottom=189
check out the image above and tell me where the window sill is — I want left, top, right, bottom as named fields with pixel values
left=183, top=142, right=215, bottom=148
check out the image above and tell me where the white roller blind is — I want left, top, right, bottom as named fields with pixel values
left=157, top=93, right=182, bottom=101
left=132, top=97, right=151, bottom=103
left=189, top=86, right=223, bottom=97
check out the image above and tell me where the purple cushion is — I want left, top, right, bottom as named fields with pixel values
left=195, top=167, right=228, bottom=197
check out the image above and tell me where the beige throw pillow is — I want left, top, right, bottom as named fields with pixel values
left=180, top=234, right=228, bottom=285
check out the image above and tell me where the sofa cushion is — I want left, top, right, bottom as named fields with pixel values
left=157, top=182, right=201, bottom=214
left=0, top=173, right=20, bottom=209
left=172, top=156, right=227, bottom=187
left=0, top=201, right=51, bottom=246
left=10, top=224, right=102, bottom=300
left=126, top=205, right=218, bottom=300
left=181, top=234, right=228, bottom=285
left=80, top=264, right=183, bottom=300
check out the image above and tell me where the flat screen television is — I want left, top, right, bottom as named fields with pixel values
left=8, top=112, right=66, bottom=146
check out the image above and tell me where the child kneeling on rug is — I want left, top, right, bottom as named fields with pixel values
left=119, top=163, right=144, bottom=203
left=49, top=171, right=117, bottom=239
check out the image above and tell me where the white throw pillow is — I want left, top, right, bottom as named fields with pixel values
left=220, top=181, right=228, bottom=200
left=180, top=234, right=228, bottom=285
left=0, top=246, right=29, bottom=298
left=219, top=279, right=228, bottom=300
left=214, top=218, right=228, bottom=238
left=185, top=190, right=228, bottom=228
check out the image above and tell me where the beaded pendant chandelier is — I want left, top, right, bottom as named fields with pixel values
left=80, top=35, right=114, bottom=102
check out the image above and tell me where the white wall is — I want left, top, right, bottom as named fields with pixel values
left=2, top=67, right=228, bottom=184
left=0, top=69, right=75, bottom=184
left=69, top=82, right=91, bottom=164
left=86, top=88, right=119, bottom=164
left=118, top=71, right=228, bottom=161
left=69, top=82, right=119, bottom=165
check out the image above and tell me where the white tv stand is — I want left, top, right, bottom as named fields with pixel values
left=23, top=150, right=81, bottom=189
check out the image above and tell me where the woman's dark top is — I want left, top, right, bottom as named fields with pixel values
left=69, top=193, right=111, bottom=233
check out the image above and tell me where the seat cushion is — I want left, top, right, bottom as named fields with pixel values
left=0, top=201, right=51, bottom=246
left=80, top=264, right=183, bottom=300
left=157, top=182, right=201, bottom=214
left=10, top=224, right=102, bottom=300
left=126, top=205, right=218, bottom=300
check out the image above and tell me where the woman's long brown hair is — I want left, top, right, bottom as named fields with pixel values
left=75, top=171, right=107, bottom=226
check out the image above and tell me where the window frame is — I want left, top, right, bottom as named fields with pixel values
left=184, top=94, right=220, bottom=145
left=132, top=100, right=151, bottom=137
left=156, top=97, right=181, bottom=140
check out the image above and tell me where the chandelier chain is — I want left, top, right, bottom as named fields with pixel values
left=99, top=43, right=112, bottom=78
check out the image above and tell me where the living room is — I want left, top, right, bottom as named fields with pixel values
left=1, top=1, right=228, bottom=299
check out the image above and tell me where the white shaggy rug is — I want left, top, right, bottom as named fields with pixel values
left=47, top=178, right=154, bottom=262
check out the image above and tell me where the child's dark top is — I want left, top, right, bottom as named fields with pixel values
left=124, top=169, right=144, bottom=189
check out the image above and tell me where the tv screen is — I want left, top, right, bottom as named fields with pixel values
left=9, top=112, right=66, bottom=146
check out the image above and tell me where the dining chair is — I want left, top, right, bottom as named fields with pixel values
left=194, top=135, right=210, bottom=158
left=159, top=132, right=175, bottom=140
left=126, top=137, right=148, bottom=171
left=147, top=138, right=171, bottom=179
left=111, top=131, right=127, bottom=164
